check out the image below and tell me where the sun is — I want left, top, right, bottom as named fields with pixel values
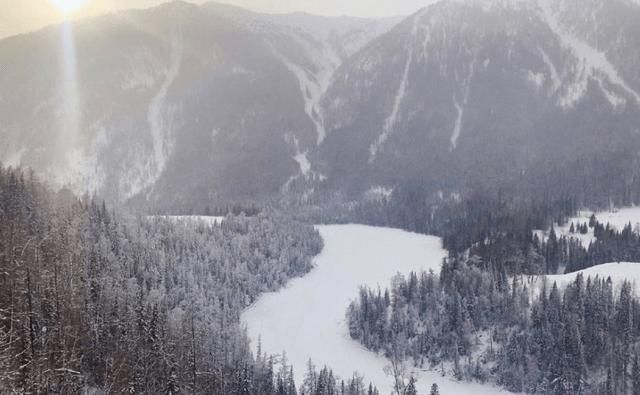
left=49, top=0, right=90, bottom=15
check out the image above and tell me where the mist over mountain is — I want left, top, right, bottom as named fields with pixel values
left=1, top=0, right=640, bottom=210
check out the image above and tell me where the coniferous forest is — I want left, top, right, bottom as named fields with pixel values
left=331, top=159, right=640, bottom=394
left=5, top=156, right=640, bottom=394
left=5, top=0, right=640, bottom=393
left=4, top=150, right=640, bottom=394
left=0, top=166, right=380, bottom=394
left=347, top=260, right=640, bottom=394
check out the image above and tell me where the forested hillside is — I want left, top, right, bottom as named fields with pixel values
left=306, top=146, right=640, bottom=280
left=347, top=259, right=640, bottom=394
left=3, top=0, right=640, bottom=393
left=0, top=165, right=380, bottom=394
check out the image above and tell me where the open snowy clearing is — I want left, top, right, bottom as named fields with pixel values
left=535, top=206, right=640, bottom=248
left=534, top=262, right=640, bottom=294
left=519, top=262, right=640, bottom=304
left=242, top=225, right=507, bottom=395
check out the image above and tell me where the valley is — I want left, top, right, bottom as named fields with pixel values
left=245, top=209, right=640, bottom=394
left=3, top=0, right=640, bottom=393
left=243, top=225, right=506, bottom=394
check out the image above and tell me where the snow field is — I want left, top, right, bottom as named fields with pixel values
left=242, top=225, right=508, bottom=395
left=530, top=262, right=640, bottom=297
left=535, top=207, right=640, bottom=248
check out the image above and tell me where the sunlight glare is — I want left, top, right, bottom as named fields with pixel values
left=52, top=21, right=83, bottom=188
left=50, top=0, right=90, bottom=15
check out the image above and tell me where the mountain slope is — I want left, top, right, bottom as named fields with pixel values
left=2, top=0, right=640, bottom=208
left=0, top=1, right=398, bottom=209
left=316, top=0, right=640, bottom=195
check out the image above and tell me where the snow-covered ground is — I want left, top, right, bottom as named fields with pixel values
left=535, top=207, right=640, bottom=248
left=534, top=262, right=640, bottom=293
left=591, top=207, right=640, bottom=232
left=242, top=225, right=507, bottom=395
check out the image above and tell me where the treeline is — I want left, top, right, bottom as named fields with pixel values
left=148, top=203, right=262, bottom=217
left=310, top=183, right=640, bottom=277
left=347, top=258, right=640, bottom=394
left=303, top=148, right=640, bottom=278
left=306, top=182, right=584, bottom=272
left=461, top=213, right=640, bottom=277
left=311, top=145, right=640, bottom=233
left=540, top=219, right=640, bottom=274
left=297, top=360, right=381, bottom=395
left=0, top=166, right=379, bottom=394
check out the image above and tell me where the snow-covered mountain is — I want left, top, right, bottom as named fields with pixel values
left=316, top=0, right=640, bottom=194
left=2, top=0, right=640, bottom=208
left=0, top=1, right=398, bottom=209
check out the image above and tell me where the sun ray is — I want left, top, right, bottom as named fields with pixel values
left=49, top=0, right=90, bottom=15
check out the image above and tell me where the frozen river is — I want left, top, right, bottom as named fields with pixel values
left=242, top=225, right=506, bottom=394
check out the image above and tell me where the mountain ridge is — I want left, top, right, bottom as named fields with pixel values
left=2, top=0, right=640, bottom=210
left=315, top=0, right=640, bottom=196
left=0, top=0, right=400, bottom=210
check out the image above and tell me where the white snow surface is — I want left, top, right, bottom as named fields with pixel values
left=268, top=36, right=339, bottom=146
left=539, top=48, right=561, bottom=94
left=450, top=97, right=465, bottom=150
left=282, top=134, right=326, bottom=191
left=368, top=14, right=421, bottom=163
left=535, top=207, right=640, bottom=248
left=147, top=38, right=181, bottom=191
left=450, top=57, right=476, bottom=150
left=523, top=262, right=640, bottom=302
left=546, top=262, right=640, bottom=291
left=537, top=0, right=640, bottom=109
left=294, top=152, right=311, bottom=176
left=592, top=207, right=640, bottom=232
left=121, top=37, right=182, bottom=200
left=243, top=225, right=507, bottom=395
left=3, top=147, right=27, bottom=168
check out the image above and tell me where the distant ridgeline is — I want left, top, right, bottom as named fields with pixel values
left=0, top=165, right=383, bottom=394
left=3, top=0, right=640, bottom=211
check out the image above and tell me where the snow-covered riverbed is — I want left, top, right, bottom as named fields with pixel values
left=242, top=225, right=506, bottom=394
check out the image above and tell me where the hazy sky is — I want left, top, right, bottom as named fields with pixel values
left=0, top=0, right=434, bottom=39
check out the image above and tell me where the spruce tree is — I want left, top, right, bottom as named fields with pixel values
left=406, top=377, right=418, bottom=395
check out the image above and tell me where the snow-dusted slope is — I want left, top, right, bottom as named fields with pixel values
left=535, top=207, right=640, bottom=248
left=318, top=0, right=640, bottom=195
left=368, top=12, right=421, bottom=163
left=3, top=0, right=640, bottom=206
left=0, top=1, right=402, bottom=206
left=205, top=2, right=402, bottom=60
left=537, top=0, right=640, bottom=109
left=242, top=225, right=506, bottom=395
left=0, top=1, right=399, bottom=207
left=521, top=262, right=640, bottom=303
left=206, top=1, right=401, bottom=147
left=591, top=207, right=640, bottom=232
left=545, top=262, right=640, bottom=290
